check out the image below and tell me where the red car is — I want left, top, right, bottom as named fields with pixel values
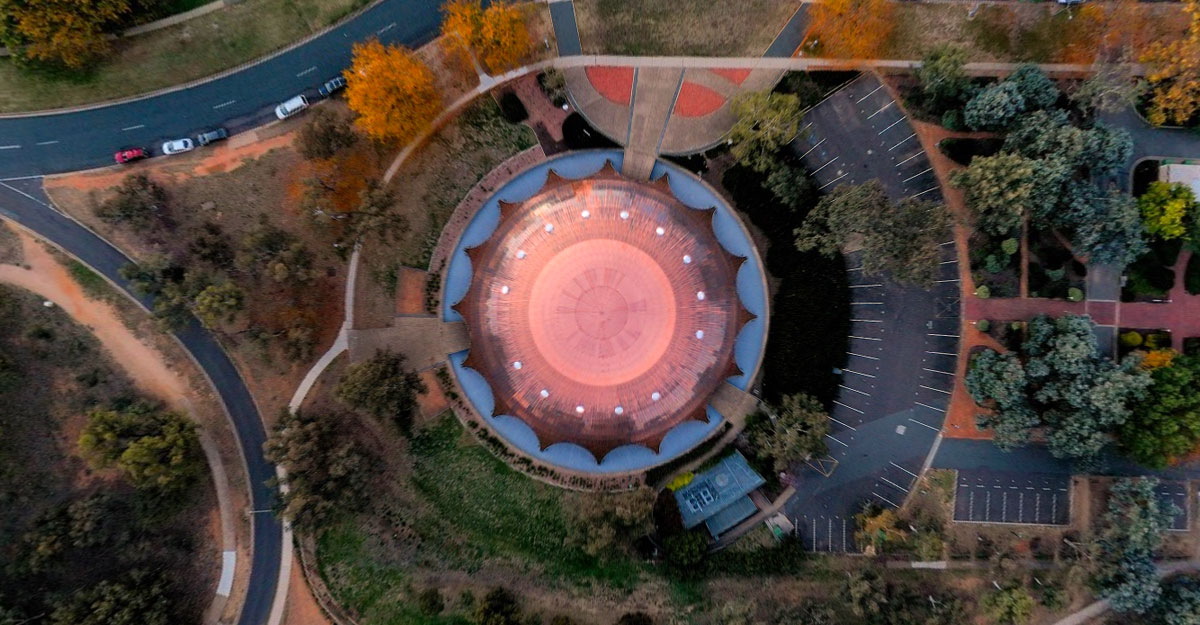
left=114, top=147, right=148, bottom=164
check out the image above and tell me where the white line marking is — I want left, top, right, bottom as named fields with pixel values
left=847, top=352, right=879, bottom=360
left=928, top=333, right=959, bottom=337
left=849, top=283, right=882, bottom=288
left=851, top=318, right=883, bottom=323
left=888, top=133, right=916, bottom=151
left=867, top=100, right=894, bottom=119
left=818, top=172, right=848, bottom=190
left=934, top=278, right=960, bottom=283
left=878, top=117, right=905, bottom=135
left=920, top=385, right=952, bottom=395
left=843, top=369, right=876, bottom=378
left=908, top=418, right=940, bottom=433
left=798, top=137, right=826, bottom=159
left=840, top=384, right=871, bottom=396
left=0, top=175, right=42, bottom=182
left=0, top=181, right=55, bottom=210
left=121, top=124, right=145, bottom=131
left=873, top=491, right=900, bottom=508
left=902, top=167, right=933, bottom=183
left=909, top=186, right=939, bottom=199
left=922, top=367, right=955, bottom=375
left=825, top=434, right=850, bottom=448
left=914, top=401, right=945, bottom=413
left=856, top=84, right=883, bottom=103
left=811, top=156, right=839, bottom=175
left=891, top=462, right=919, bottom=478
left=940, top=240, right=955, bottom=246
left=925, top=350, right=956, bottom=356
left=213, top=99, right=237, bottom=109
left=833, top=400, right=864, bottom=415
left=940, top=259, right=958, bottom=264
left=828, top=413, right=859, bottom=429
left=880, top=476, right=908, bottom=492
left=849, top=335, right=882, bottom=341
left=895, top=151, right=923, bottom=167
left=851, top=301, right=883, bottom=305
left=296, top=65, right=317, bottom=77
left=35, top=140, right=59, bottom=146
left=0, top=145, right=19, bottom=150
left=377, top=21, right=396, bottom=34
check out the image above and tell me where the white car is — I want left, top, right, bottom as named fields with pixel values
left=161, top=138, right=195, bottom=155
left=274, top=95, right=309, bottom=120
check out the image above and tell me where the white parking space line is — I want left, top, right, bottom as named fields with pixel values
left=833, top=400, right=864, bottom=415
left=922, top=367, right=954, bottom=375
left=925, top=350, right=956, bottom=356
left=890, top=462, right=919, bottom=478
left=914, top=401, right=945, bottom=413
left=888, top=133, right=916, bottom=151
left=828, top=413, right=859, bottom=429
left=849, top=335, right=882, bottom=341
left=296, top=65, right=317, bottom=77
left=940, top=240, right=955, bottom=246
left=377, top=21, right=396, bottom=34
left=928, top=333, right=959, bottom=338
left=799, top=137, right=826, bottom=159
left=849, top=283, right=882, bottom=288
left=811, top=156, right=840, bottom=175
left=895, top=151, right=923, bottom=167
left=907, top=418, right=941, bottom=432
left=35, top=140, right=59, bottom=146
left=934, top=278, right=960, bottom=283
left=867, top=101, right=894, bottom=119
left=851, top=301, right=883, bottom=305
left=880, top=476, right=908, bottom=492
left=847, top=352, right=879, bottom=360
left=909, top=186, right=939, bottom=199
left=0, top=145, right=19, bottom=150
left=920, top=384, right=952, bottom=395
left=940, top=259, right=958, bottom=264
left=826, top=434, right=850, bottom=448
left=856, top=84, right=884, bottom=103
left=213, top=99, right=237, bottom=109
left=840, top=384, right=871, bottom=396
left=121, top=124, right=145, bottom=131
left=877, top=117, right=905, bottom=135
left=873, top=491, right=900, bottom=508
left=851, top=318, right=882, bottom=323
left=902, top=167, right=933, bottom=183
left=843, top=369, right=876, bottom=378
left=818, top=172, right=848, bottom=190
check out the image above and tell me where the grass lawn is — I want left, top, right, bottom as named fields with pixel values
left=573, top=0, right=802, bottom=56
left=0, top=0, right=369, bottom=112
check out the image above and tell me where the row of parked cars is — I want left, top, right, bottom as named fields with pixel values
left=114, top=75, right=347, bottom=164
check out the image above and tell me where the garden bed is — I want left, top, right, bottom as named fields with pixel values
left=937, top=137, right=1004, bottom=167
left=1027, top=228, right=1085, bottom=301
left=1118, top=328, right=1172, bottom=360
left=969, top=230, right=1021, bottom=299
left=1122, top=238, right=1182, bottom=302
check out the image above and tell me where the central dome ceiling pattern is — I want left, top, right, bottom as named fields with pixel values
left=456, top=164, right=752, bottom=460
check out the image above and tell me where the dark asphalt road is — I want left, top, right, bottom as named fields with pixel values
left=0, top=179, right=281, bottom=625
left=0, top=0, right=444, bottom=178
left=549, top=1, right=582, bottom=56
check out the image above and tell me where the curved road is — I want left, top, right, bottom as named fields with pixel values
left=0, top=1, right=446, bottom=623
left=0, top=0, right=443, bottom=178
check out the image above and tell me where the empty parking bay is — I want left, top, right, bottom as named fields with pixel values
left=954, top=470, right=1070, bottom=525
left=1157, top=481, right=1190, bottom=531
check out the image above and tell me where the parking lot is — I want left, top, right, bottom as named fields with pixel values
left=953, top=470, right=1071, bottom=525
left=786, top=74, right=961, bottom=552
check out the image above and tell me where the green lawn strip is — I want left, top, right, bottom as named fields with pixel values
left=573, top=0, right=802, bottom=56
left=408, top=415, right=644, bottom=587
left=0, top=0, right=362, bottom=112
left=66, top=259, right=123, bottom=303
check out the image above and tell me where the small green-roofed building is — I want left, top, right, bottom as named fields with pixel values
left=674, top=451, right=766, bottom=539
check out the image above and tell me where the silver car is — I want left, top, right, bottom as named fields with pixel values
left=274, top=95, right=309, bottom=120
left=161, top=138, right=195, bottom=155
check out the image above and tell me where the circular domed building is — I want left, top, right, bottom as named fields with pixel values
left=444, top=150, right=767, bottom=476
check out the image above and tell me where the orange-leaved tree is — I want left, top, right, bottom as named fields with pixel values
left=1141, top=0, right=1200, bottom=126
left=440, top=0, right=531, bottom=74
left=804, top=0, right=894, bottom=59
left=343, top=39, right=442, bottom=145
left=0, top=0, right=131, bottom=68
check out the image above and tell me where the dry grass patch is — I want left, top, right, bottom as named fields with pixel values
left=574, top=0, right=802, bottom=56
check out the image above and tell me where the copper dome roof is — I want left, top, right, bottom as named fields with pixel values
left=456, top=164, right=751, bottom=460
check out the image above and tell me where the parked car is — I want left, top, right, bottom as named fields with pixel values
left=196, top=128, right=229, bottom=146
left=162, top=138, right=195, bottom=155
left=318, top=76, right=347, bottom=97
left=114, top=147, right=148, bottom=164
left=274, top=95, right=309, bottom=120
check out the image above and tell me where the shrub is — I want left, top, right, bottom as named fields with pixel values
left=1068, top=287, right=1084, bottom=302
left=476, top=588, right=522, bottom=625
left=941, top=109, right=963, bottom=131
left=538, top=68, right=567, bottom=106
left=335, top=350, right=427, bottom=432
left=977, top=319, right=991, bottom=332
left=1120, top=331, right=1144, bottom=348
left=976, top=285, right=991, bottom=298
left=615, top=613, right=653, bottom=625
left=95, top=174, right=168, bottom=232
left=497, top=90, right=528, bottom=123
left=1001, top=238, right=1020, bottom=256
left=418, top=588, right=444, bottom=616
left=1187, top=253, right=1200, bottom=295
left=663, top=531, right=709, bottom=576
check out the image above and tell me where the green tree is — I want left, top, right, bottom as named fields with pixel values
left=1153, top=575, right=1200, bottom=625
left=951, top=152, right=1038, bottom=236
left=1095, top=477, right=1177, bottom=614
left=235, top=220, right=314, bottom=285
left=749, top=393, right=829, bottom=472
left=78, top=403, right=202, bottom=492
left=663, top=530, right=709, bottom=576
left=982, top=585, right=1035, bottom=624
left=1072, top=190, right=1148, bottom=267
left=1120, top=355, right=1200, bottom=468
left=263, top=410, right=374, bottom=528
left=95, top=174, right=168, bottom=232
left=917, top=44, right=972, bottom=112
left=193, top=281, right=244, bottom=328
left=964, top=81, right=1026, bottom=130
left=0, top=0, right=131, bottom=69
left=764, top=162, right=816, bottom=213
left=1139, top=181, right=1198, bottom=241
left=845, top=570, right=888, bottom=621
left=795, top=180, right=949, bottom=286
left=475, top=587, right=521, bottom=625
left=335, top=349, right=426, bottom=430
left=729, top=90, right=804, bottom=173
left=49, top=569, right=171, bottom=625
left=1006, top=64, right=1060, bottom=110
left=1071, top=61, right=1147, bottom=114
